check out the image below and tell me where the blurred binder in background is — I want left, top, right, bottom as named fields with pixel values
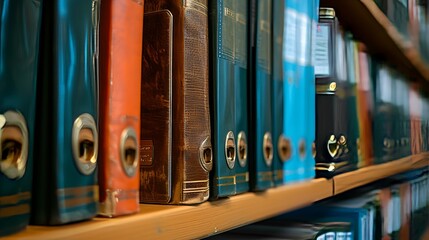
left=314, top=8, right=357, bottom=177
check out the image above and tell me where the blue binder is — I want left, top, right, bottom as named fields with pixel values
left=271, top=0, right=286, bottom=186
left=31, top=0, right=99, bottom=225
left=210, top=0, right=238, bottom=198
left=306, top=0, right=320, bottom=180
left=234, top=0, right=250, bottom=194
left=249, top=0, right=274, bottom=191
left=297, top=0, right=319, bottom=181
left=0, top=0, right=43, bottom=236
left=282, top=0, right=302, bottom=183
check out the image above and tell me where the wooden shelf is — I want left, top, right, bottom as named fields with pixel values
left=4, top=152, right=428, bottom=239
left=321, top=0, right=429, bottom=93
left=333, top=152, right=429, bottom=195
left=4, top=179, right=333, bottom=240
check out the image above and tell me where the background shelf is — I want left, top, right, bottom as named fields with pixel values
left=321, top=0, right=429, bottom=93
left=333, top=152, right=429, bottom=195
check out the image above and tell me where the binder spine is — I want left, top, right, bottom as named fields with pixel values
left=98, top=0, right=143, bottom=217
left=179, top=0, right=212, bottom=203
left=32, top=0, right=99, bottom=225
left=282, top=0, right=300, bottom=183
left=249, top=0, right=273, bottom=191
left=210, top=0, right=237, bottom=199
left=0, top=0, right=43, bottom=235
left=140, top=9, right=173, bottom=204
left=234, top=0, right=250, bottom=194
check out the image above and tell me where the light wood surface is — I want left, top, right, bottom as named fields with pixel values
left=333, top=152, right=429, bottom=195
left=321, top=0, right=429, bottom=90
left=4, top=179, right=333, bottom=240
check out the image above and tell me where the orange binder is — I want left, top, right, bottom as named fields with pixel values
left=98, top=0, right=144, bottom=217
left=356, top=43, right=374, bottom=167
left=409, top=86, right=422, bottom=155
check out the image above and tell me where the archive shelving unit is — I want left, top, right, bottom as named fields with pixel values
left=4, top=0, right=429, bottom=239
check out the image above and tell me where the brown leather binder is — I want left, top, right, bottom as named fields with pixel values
left=140, top=0, right=213, bottom=204
left=98, top=0, right=144, bottom=216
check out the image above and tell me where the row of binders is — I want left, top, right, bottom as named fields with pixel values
left=0, top=0, right=428, bottom=237
left=375, top=0, right=429, bottom=63
left=209, top=171, right=429, bottom=239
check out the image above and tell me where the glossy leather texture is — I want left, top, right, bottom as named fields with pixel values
left=141, top=0, right=212, bottom=204
left=140, top=9, right=173, bottom=204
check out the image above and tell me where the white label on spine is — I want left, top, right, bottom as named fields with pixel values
left=336, top=232, right=346, bottom=240
left=297, top=13, right=309, bottom=65
left=346, top=232, right=353, bottom=240
left=317, top=234, right=325, bottom=240
left=314, top=24, right=330, bottom=75
left=283, top=9, right=297, bottom=62
left=325, top=232, right=335, bottom=240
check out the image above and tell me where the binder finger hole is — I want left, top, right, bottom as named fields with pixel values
left=277, top=135, right=291, bottom=162
left=225, top=131, right=236, bottom=169
left=312, top=142, right=317, bottom=158
left=0, top=111, right=28, bottom=179
left=263, top=132, right=273, bottom=166
left=199, top=136, right=213, bottom=172
left=298, top=139, right=306, bottom=160
left=203, top=148, right=212, bottom=164
left=72, top=114, right=98, bottom=175
left=120, top=128, right=138, bottom=177
left=237, top=131, right=247, bottom=167
left=78, top=128, right=95, bottom=162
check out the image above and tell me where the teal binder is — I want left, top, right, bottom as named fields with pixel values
left=248, top=0, right=274, bottom=191
left=0, top=0, right=43, bottom=236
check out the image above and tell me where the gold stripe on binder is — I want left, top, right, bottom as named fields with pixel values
left=273, top=169, right=284, bottom=181
left=236, top=172, right=249, bottom=184
left=216, top=175, right=236, bottom=187
left=0, top=192, right=31, bottom=206
left=316, top=82, right=337, bottom=94
left=258, top=171, right=273, bottom=182
left=0, top=204, right=30, bottom=218
left=319, top=7, right=335, bottom=19
left=315, top=161, right=349, bottom=172
left=60, top=197, right=96, bottom=209
left=57, top=185, right=98, bottom=197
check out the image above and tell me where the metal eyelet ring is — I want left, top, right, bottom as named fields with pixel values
left=199, top=136, right=213, bottom=172
left=263, top=132, right=273, bottom=166
left=327, top=134, right=339, bottom=158
left=225, top=131, right=236, bottom=169
left=298, top=139, right=306, bottom=160
left=0, top=111, right=28, bottom=179
left=237, top=131, right=247, bottom=167
left=120, top=128, right=138, bottom=177
left=72, top=113, right=98, bottom=175
left=277, top=134, right=291, bottom=162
